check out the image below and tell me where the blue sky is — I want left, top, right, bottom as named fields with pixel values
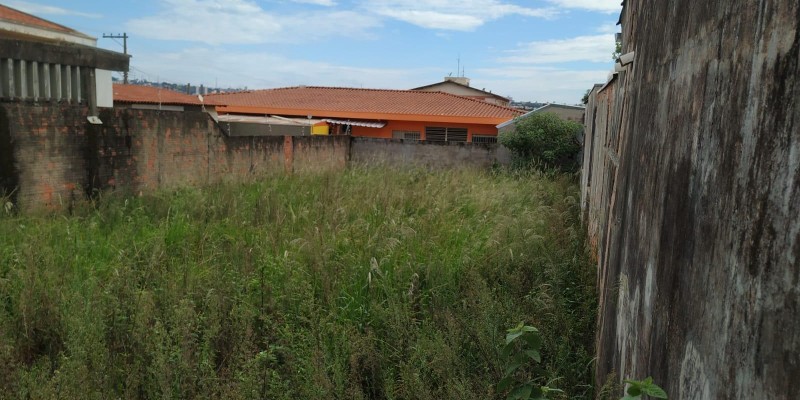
left=6, top=0, right=621, bottom=103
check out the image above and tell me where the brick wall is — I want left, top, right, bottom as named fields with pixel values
left=0, top=103, right=350, bottom=210
left=2, top=103, right=509, bottom=211
left=8, top=103, right=90, bottom=208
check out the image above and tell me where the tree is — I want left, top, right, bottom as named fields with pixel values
left=582, top=89, right=591, bottom=105
left=612, top=40, right=622, bottom=60
left=499, top=112, right=583, bottom=172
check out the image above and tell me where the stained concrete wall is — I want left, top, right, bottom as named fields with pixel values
left=0, top=103, right=349, bottom=210
left=583, top=1, right=799, bottom=398
left=350, top=137, right=503, bottom=169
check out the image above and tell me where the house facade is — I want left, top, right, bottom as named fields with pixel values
left=412, top=77, right=511, bottom=107
left=209, top=86, right=522, bottom=143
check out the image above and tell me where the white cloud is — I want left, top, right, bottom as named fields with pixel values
left=364, top=0, right=556, bottom=31
left=475, top=66, right=610, bottom=103
left=596, top=23, right=620, bottom=34
left=375, top=10, right=483, bottom=31
left=126, top=0, right=380, bottom=45
left=127, top=46, right=604, bottom=104
left=4, top=1, right=101, bottom=18
left=129, top=48, right=437, bottom=90
left=546, top=0, right=622, bottom=13
left=291, top=0, right=337, bottom=5
left=501, top=34, right=616, bottom=64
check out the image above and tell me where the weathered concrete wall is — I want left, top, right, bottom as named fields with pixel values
left=0, top=103, right=350, bottom=210
left=292, top=135, right=350, bottom=173
left=583, top=1, right=799, bottom=398
left=1, top=102, right=498, bottom=210
left=350, top=137, right=502, bottom=168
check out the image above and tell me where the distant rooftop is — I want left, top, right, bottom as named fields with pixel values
left=412, top=79, right=510, bottom=102
left=209, top=86, right=522, bottom=123
left=497, top=103, right=586, bottom=129
left=0, top=4, right=94, bottom=41
left=113, top=84, right=221, bottom=107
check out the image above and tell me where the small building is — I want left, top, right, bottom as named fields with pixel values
left=413, top=77, right=511, bottom=107
left=0, top=4, right=129, bottom=111
left=209, top=86, right=523, bottom=143
left=497, top=103, right=585, bottom=134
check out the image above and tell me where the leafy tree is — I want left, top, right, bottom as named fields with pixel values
left=499, top=112, right=583, bottom=172
left=582, top=89, right=591, bottom=105
left=612, top=40, right=622, bottom=60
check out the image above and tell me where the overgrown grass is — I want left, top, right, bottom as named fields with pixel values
left=0, top=166, right=596, bottom=399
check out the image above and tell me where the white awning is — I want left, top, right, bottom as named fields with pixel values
left=322, top=119, right=386, bottom=128
left=217, top=114, right=323, bottom=126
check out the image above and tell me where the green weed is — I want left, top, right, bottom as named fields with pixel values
left=0, top=166, right=596, bottom=399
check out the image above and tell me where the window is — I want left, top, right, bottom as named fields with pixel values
left=472, top=135, right=497, bottom=144
left=425, top=127, right=468, bottom=142
left=392, top=130, right=421, bottom=140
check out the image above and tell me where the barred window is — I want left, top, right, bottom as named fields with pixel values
left=472, top=135, right=497, bottom=144
left=424, top=127, right=468, bottom=142
left=392, top=130, right=421, bottom=140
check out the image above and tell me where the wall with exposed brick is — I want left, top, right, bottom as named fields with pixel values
left=1, top=103, right=508, bottom=211
left=6, top=103, right=90, bottom=208
left=0, top=103, right=350, bottom=210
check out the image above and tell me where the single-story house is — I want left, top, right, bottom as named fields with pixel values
left=0, top=4, right=129, bottom=111
left=412, top=77, right=511, bottom=107
left=112, top=84, right=328, bottom=137
left=497, top=103, right=585, bottom=134
left=208, top=86, right=523, bottom=143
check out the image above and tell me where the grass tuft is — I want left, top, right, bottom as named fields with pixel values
left=0, top=166, right=596, bottom=399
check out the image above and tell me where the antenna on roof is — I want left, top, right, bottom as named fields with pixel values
left=457, top=54, right=461, bottom=78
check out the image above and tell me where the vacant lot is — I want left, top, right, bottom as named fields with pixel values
left=0, top=167, right=596, bottom=399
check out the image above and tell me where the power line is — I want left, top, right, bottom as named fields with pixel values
left=102, top=33, right=129, bottom=84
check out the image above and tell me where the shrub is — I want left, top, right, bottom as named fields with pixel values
left=499, top=113, right=583, bottom=171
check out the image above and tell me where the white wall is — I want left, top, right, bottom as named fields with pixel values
left=95, top=69, right=113, bottom=108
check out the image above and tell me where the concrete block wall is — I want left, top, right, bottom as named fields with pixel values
left=208, top=135, right=286, bottom=182
left=350, top=137, right=501, bottom=169
left=292, top=135, right=349, bottom=173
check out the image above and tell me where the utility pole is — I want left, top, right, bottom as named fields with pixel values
left=103, top=33, right=129, bottom=83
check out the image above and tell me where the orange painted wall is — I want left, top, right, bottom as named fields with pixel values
left=351, top=120, right=499, bottom=141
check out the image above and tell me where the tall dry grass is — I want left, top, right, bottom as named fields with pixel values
left=0, top=166, right=596, bottom=399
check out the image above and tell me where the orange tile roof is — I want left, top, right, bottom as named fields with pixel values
left=0, top=4, right=91, bottom=38
left=113, top=84, right=221, bottom=107
left=209, top=86, right=523, bottom=125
